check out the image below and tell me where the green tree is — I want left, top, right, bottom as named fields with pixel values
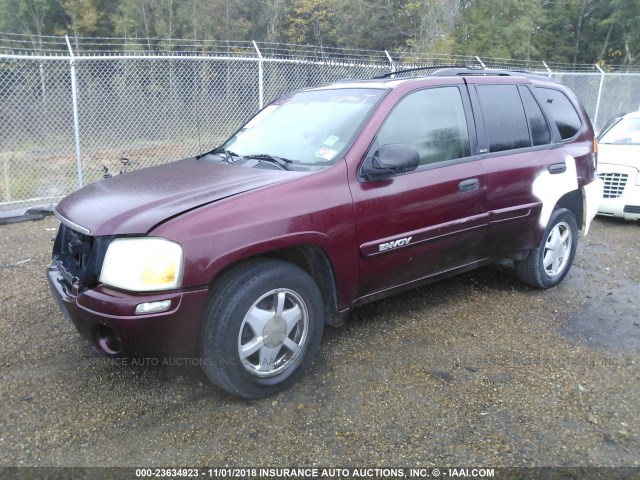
left=0, top=0, right=637, bottom=66
left=534, top=0, right=639, bottom=67
left=534, top=0, right=595, bottom=65
left=596, top=0, right=640, bottom=66
left=263, top=0, right=287, bottom=43
left=331, top=0, right=404, bottom=50
left=285, top=0, right=336, bottom=48
left=391, top=0, right=459, bottom=53
left=0, top=0, right=67, bottom=49
left=59, top=0, right=100, bottom=49
left=455, top=0, right=544, bottom=61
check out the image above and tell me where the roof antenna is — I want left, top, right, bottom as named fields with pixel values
left=475, top=56, right=486, bottom=69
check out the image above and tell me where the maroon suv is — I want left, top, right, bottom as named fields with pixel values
left=48, top=68, right=603, bottom=398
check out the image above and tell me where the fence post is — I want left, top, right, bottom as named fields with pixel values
left=65, top=35, right=84, bottom=188
left=593, top=63, right=605, bottom=132
left=384, top=50, right=395, bottom=75
left=253, top=41, right=264, bottom=109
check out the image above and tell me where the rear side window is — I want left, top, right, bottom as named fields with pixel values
left=477, top=85, right=530, bottom=152
left=535, top=87, right=582, bottom=140
left=520, top=87, right=551, bottom=145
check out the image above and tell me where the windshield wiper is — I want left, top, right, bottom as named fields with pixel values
left=209, top=147, right=242, bottom=164
left=243, top=154, right=293, bottom=171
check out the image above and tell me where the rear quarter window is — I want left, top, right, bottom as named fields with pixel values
left=520, top=87, right=551, bottom=146
left=535, top=87, right=582, bottom=140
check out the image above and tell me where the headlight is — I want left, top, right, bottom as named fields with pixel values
left=99, top=238, right=183, bottom=291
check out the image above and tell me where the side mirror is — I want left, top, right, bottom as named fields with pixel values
left=361, top=143, right=420, bottom=181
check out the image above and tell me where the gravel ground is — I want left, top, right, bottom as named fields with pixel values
left=0, top=215, right=639, bottom=468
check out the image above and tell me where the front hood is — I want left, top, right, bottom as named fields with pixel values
left=598, top=144, right=640, bottom=170
left=55, top=158, right=293, bottom=235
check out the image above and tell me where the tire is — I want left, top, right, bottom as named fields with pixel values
left=515, top=208, right=578, bottom=289
left=200, top=259, right=324, bottom=399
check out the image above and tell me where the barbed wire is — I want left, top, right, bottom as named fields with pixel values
left=1, top=32, right=639, bottom=72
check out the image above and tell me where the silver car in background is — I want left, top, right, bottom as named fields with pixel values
left=597, top=111, right=640, bottom=220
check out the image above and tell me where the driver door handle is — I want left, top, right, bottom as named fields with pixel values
left=459, top=178, right=480, bottom=192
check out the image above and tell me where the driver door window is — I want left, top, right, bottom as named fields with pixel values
left=377, top=87, right=471, bottom=167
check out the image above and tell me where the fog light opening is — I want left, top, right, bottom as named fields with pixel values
left=135, top=299, right=172, bottom=314
left=94, top=325, right=122, bottom=356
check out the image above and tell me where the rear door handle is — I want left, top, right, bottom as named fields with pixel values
left=548, top=162, right=566, bottom=174
left=459, top=178, right=480, bottom=192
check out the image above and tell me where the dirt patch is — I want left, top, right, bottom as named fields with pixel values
left=0, top=216, right=638, bottom=468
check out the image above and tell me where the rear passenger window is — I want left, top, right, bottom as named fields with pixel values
left=376, top=86, right=471, bottom=166
left=477, top=85, right=530, bottom=152
left=535, top=87, right=582, bottom=140
left=520, top=87, right=551, bottom=145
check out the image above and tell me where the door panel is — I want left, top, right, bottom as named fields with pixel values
left=483, top=149, right=556, bottom=257
left=349, top=84, right=488, bottom=298
left=352, top=161, right=488, bottom=297
left=468, top=80, right=567, bottom=258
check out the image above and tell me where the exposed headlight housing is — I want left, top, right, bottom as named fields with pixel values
left=99, top=238, right=183, bottom=291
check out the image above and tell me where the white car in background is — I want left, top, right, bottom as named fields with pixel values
left=597, top=111, right=640, bottom=220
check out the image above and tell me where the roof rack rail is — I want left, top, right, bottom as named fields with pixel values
left=373, top=65, right=554, bottom=82
left=432, top=67, right=532, bottom=76
left=372, top=64, right=482, bottom=79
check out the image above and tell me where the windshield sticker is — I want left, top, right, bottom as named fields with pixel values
left=323, top=135, right=340, bottom=146
left=322, top=149, right=337, bottom=160
left=316, top=148, right=337, bottom=160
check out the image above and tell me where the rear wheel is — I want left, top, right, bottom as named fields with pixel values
left=515, top=208, right=578, bottom=289
left=200, top=259, right=324, bottom=399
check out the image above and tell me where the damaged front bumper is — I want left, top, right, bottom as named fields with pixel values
left=47, top=263, right=208, bottom=359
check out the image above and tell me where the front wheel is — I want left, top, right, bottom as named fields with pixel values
left=515, top=208, right=578, bottom=289
left=200, top=259, right=324, bottom=399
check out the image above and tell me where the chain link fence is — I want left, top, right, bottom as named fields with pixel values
left=1, top=38, right=640, bottom=214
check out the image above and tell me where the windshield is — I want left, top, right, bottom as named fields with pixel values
left=599, top=117, right=640, bottom=145
left=218, top=88, right=386, bottom=167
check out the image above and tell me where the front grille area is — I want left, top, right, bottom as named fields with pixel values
left=623, top=205, right=640, bottom=214
left=52, top=224, right=112, bottom=290
left=598, top=172, right=628, bottom=198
